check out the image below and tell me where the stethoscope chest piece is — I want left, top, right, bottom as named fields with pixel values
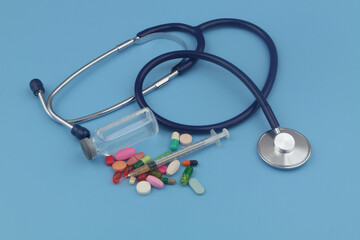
left=257, top=128, right=311, bottom=169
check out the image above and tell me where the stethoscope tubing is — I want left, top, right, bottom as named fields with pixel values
left=134, top=50, right=280, bottom=133
left=134, top=18, right=280, bottom=133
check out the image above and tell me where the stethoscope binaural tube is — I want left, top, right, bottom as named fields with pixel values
left=134, top=50, right=311, bottom=169
left=29, top=23, right=205, bottom=140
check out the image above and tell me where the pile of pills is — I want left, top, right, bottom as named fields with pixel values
left=106, top=131, right=205, bottom=196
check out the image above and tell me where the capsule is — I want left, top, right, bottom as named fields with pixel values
left=170, top=131, right=180, bottom=151
left=123, top=165, right=134, bottom=177
left=127, top=152, right=145, bottom=166
left=153, top=151, right=171, bottom=160
left=137, top=173, right=149, bottom=182
left=182, top=160, right=198, bottom=166
left=112, top=172, right=122, bottom=184
left=149, top=169, right=163, bottom=179
left=160, top=177, right=176, bottom=185
left=129, top=176, right=137, bottom=185
left=133, top=155, right=151, bottom=169
left=180, top=166, right=193, bottom=186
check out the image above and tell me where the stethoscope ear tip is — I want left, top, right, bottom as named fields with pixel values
left=29, top=78, right=45, bottom=96
left=257, top=128, right=311, bottom=169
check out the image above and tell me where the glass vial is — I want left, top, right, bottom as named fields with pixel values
left=80, top=108, right=158, bottom=160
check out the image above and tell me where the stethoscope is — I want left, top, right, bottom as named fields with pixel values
left=29, top=18, right=311, bottom=169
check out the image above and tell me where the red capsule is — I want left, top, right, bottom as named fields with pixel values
left=105, top=155, right=114, bottom=166
left=112, top=172, right=122, bottom=184
left=137, top=173, right=149, bottom=182
left=127, top=152, right=145, bottom=166
left=123, top=165, right=134, bottom=177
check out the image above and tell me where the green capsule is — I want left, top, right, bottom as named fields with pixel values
left=170, top=132, right=180, bottom=151
left=149, top=169, right=163, bottom=179
left=180, top=166, right=193, bottom=185
left=142, top=155, right=151, bottom=164
left=153, top=151, right=171, bottom=160
left=161, top=177, right=176, bottom=185
left=133, top=155, right=151, bottom=169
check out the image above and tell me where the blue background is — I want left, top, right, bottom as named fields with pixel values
left=1, top=0, right=359, bottom=239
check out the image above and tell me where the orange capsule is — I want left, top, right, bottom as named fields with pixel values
left=182, top=160, right=198, bottom=166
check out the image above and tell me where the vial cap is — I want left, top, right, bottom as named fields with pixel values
left=80, top=138, right=97, bottom=160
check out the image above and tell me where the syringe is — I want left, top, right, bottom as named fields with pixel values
left=128, top=128, right=230, bottom=177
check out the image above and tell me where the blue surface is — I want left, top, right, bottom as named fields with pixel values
left=1, top=0, right=360, bottom=239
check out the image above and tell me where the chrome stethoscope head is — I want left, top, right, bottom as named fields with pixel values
left=257, top=127, right=311, bottom=169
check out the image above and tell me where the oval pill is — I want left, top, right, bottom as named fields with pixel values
left=136, top=181, right=151, bottom=195
left=170, top=132, right=180, bottom=151
left=115, top=147, right=136, bottom=161
left=157, top=165, right=167, bottom=174
left=112, top=161, right=127, bottom=172
left=180, top=133, right=192, bottom=145
left=189, top=178, right=205, bottom=195
left=166, top=159, right=180, bottom=176
left=146, top=175, right=164, bottom=189
left=127, top=152, right=145, bottom=166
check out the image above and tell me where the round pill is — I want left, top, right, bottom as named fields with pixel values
left=189, top=178, right=205, bottom=195
left=146, top=175, right=164, bottom=189
left=180, top=133, right=192, bottom=145
left=115, top=147, right=136, bottom=161
left=166, top=159, right=180, bottom=176
left=112, top=161, right=127, bottom=172
left=136, top=181, right=151, bottom=195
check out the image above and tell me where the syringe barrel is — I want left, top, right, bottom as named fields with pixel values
left=153, top=140, right=207, bottom=167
